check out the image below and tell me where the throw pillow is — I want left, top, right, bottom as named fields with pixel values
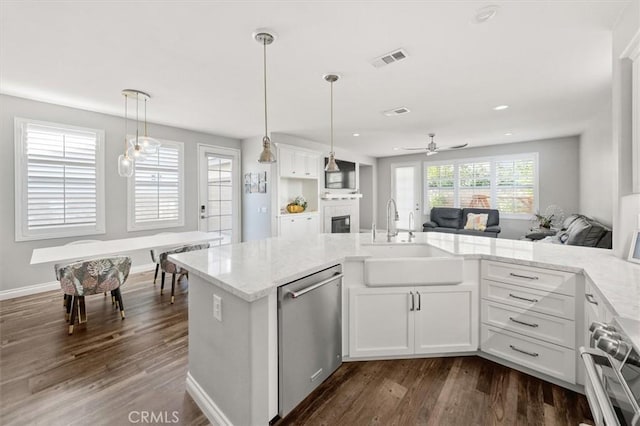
left=464, top=213, right=489, bottom=231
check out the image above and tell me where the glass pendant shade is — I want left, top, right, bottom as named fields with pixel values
left=117, top=154, right=134, bottom=177
left=130, top=135, right=160, bottom=155
left=325, top=152, right=340, bottom=172
left=258, top=135, right=276, bottom=163
left=127, top=143, right=146, bottom=160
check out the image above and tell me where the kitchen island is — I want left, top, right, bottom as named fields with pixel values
left=169, top=232, right=640, bottom=426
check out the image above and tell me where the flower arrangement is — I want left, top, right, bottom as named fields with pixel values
left=286, top=196, right=307, bottom=213
left=534, top=212, right=554, bottom=229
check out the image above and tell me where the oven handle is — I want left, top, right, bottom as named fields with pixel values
left=288, top=273, right=343, bottom=299
left=579, top=347, right=620, bottom=426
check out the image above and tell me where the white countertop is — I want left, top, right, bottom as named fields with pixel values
left=169, top=232, right=640, bottom=321
left=31, top=231, right=223, bottom=265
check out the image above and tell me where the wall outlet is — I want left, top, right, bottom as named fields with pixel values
left=213, top=294, right=222, bottom=321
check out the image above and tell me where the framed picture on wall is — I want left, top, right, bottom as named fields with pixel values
left=628, top=230, right=640, bottom=264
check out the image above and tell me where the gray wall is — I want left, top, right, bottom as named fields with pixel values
left=580, top=104, right=613, bottom=225
left=0, top=95, right=241, bottom=291
left=359, top=164, right=374, bottom=231
left=376, top=136, right=581, bottom=240
left=241, top=136, right=276, bottom=241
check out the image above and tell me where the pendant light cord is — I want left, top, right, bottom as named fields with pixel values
left=124, top=94, right=128, bottom=154
left=263, top=39, right=268, bottom=138
left=135, top=93, right=140, bottom=147
left=144, top=98, right=148, bottom=137
left=330, top=80, right=334, bottom=153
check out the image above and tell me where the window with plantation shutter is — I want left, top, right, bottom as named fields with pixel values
left=127, top=140, right=184, bottom=231
left=14, top=118, right=105, bottom=241
left=424, top=153, right=537, bottom=218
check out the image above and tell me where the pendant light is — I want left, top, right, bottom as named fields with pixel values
left=254, top=30, right=276, bottom=163
left=117, top=92, right=134, bottom=177
left=131, top=95, right=160, bottom=155
left=324, top=74, right=340, bottom=172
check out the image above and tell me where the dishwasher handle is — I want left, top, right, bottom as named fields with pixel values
left=288, top=273, right=344, bottom=299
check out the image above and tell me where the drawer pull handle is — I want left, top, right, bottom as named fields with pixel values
left=509, top=345, right=539, bottom=357
left=508, top=293, right=539, bottom=303
left=509, top=272, right=539, bottom=280
left=585, top=293, right=599, bottom=305
left=509, top=317, right=539, bottom=328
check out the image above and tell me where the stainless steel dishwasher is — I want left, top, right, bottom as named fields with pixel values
left=278, top=264, right=343, bottom=418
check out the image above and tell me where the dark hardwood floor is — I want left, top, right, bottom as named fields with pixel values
left=1, top=272, right=594, bottom=426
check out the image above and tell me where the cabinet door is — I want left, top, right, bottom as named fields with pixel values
left=349, top=287, right=414, bottom=358
left=303, top=153, right=319, bottom=178
left=303, top=215, right=319, bottom=235
left=414, top=284, right=478, bottom=354
left=280, top=217, right=303, bottom=238
left=279, top=147, right=297, bottom=177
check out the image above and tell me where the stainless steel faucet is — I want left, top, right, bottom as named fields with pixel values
left=386, top=198, right=399, bottom=240
left=408, top=211, right=415, bottom=240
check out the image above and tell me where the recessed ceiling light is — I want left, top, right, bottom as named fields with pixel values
left=474, top=5, right=499, bottom=23
left=393, top=147, right=400, bottom=151
left=493, top=105, right=509, bottom=111
left=353, top=133, right=360, bottom=137
left=504, top=132, right=513, bottom=136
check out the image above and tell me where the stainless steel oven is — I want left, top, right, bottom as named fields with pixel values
left=581, top=317, right=640, bottom=425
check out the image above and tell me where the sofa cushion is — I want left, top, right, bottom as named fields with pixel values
left=565, top=217, right=606, bottom=247
left=464, top=213, right=489, bottom=231
left=430, top=208, right=463, bottom=229
left=461, top=208, right=499, bottom=227
left=561, top=214, right=582, bottom=231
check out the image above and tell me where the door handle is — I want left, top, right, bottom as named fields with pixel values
left=417, top=292, right=421, bottom=311
left=409, top=291, right=415, bottom=311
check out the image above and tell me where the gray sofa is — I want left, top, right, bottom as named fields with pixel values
left=423, top=207, right=501, bottom=238
left=537, top=214, right=612, bottom=249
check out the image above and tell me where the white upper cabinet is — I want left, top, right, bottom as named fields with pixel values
left=278, top=146, right=319, bottom=179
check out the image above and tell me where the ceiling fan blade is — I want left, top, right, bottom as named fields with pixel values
left=439, top=143, right=469, bottom=151
left=401, top=147, right=428, bottom=151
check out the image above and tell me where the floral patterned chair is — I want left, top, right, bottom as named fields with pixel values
left=149, top=233, right=177, bottom=286
left=159, top=243, right=210, bottom=304
left=57, top=256, right=131, bottom=335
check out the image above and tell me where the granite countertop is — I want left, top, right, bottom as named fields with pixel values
left=169, top=232, right=640, bottom=321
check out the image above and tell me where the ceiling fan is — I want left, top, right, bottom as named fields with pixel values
left=402, top=133, right=469, bottom=156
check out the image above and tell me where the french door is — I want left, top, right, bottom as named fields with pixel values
left=391, top=162, right=421, bottom=230
left=198, top=144, right=241, bottom=244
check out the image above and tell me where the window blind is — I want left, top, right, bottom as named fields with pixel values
left=426, top=164, right=455, bottom=208
left=496, top=157, right=535, bottom=214
left=133, top=143, right=181, bottom=224
left=25, top=123, right=98, bottom=230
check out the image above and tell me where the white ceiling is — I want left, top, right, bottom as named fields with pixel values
left=0, top=1, right=629, bottom=157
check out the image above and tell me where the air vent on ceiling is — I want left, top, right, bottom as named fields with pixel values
left=383, top=107, right=411, bottom=117
left=371, top=48, right=409, bottom=68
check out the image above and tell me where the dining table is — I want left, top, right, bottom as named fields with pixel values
left=30, top=231, right=223, bottom=265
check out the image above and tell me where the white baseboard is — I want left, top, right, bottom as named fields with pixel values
left=0, top=263, right=155, bottom=301
left=186, top=372, right=233, bottom=426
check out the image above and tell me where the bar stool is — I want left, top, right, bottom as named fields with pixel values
left=57, top=256, right=131, bottom=335
left=159, top=243, right=210, bottom=303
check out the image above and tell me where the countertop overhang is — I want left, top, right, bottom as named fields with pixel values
left=169, top=233, right=640, bottom=321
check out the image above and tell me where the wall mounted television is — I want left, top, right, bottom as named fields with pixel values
left=324, top=158, right=356, bottom=190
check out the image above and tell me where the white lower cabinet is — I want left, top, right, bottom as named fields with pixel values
left=279, top=214, right=319, bottom=239
left=349, top=283, right=478, bottom=358
left=480, top=260, right=577, bottom=384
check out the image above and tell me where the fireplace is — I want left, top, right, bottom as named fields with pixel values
left=331, top=215, right=351, bottom=233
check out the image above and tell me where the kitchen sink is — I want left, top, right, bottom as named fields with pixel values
left=363, top=256, right=464, bottom=286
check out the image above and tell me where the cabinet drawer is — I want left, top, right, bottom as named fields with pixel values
left=481, top=325, right=575, bottom=384
left=482, top=261, right=576, bottom=296
left=481, top=280, right=575, bottom=320
left=481, top=300, right=575, bottom=348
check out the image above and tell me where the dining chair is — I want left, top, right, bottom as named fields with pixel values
left=55, top=240, right=105, bottom=308
left=149, top=232, right=177, bottom=286
left=57, top=256, right=131, bottom=335
left=159, top=243, right=210, bottom=304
